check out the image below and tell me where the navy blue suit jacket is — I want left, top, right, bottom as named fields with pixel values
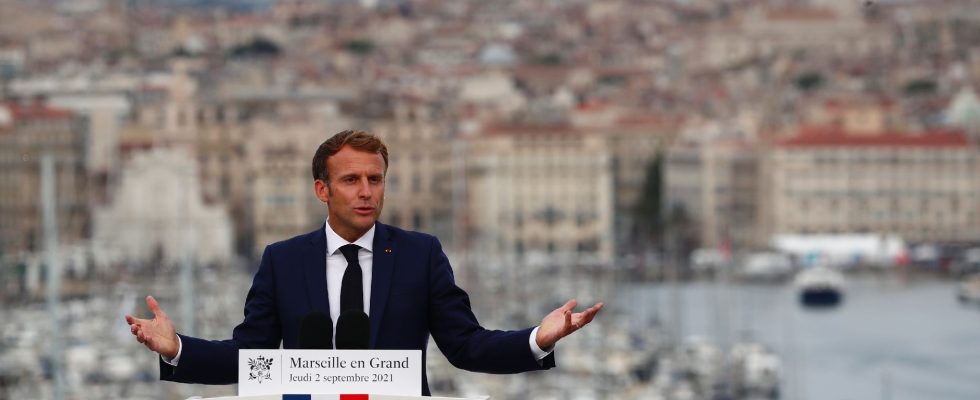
left=160, top=222, right=555, bottom=395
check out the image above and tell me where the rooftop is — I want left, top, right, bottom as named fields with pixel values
left=778, top=126, right=969, bottom=148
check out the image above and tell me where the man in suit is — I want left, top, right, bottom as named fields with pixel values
left=125, top=130, right=603, bottom=395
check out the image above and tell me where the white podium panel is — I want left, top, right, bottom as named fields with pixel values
left=201, top=395, right=488, bottom=400
left=239, top=350, right=422, bottom=396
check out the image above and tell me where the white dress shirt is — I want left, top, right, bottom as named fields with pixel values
left=324, top=222, right=374, bottom=347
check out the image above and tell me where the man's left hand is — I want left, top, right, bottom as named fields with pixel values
left=535, top=299, right=603, bottom=350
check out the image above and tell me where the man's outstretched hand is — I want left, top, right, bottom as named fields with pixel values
left=535, top=299, right=603, bottom=350
left=125, top=296, right=179, bottom=359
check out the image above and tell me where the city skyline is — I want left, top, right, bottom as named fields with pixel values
left=1, top=0, right=979, bottom=399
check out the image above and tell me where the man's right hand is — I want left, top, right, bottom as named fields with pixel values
left=125, top=295, right=179, bottom=359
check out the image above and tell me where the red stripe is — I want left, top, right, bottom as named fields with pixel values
left=340, top=395, right=368, bottom=400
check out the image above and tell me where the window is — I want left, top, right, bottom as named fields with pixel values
left=413, top=212, right=423, bottom=230
left=221, top=176, right=231, bottom=197
left=412, top=173, right=422, bottom=194
left=387, top=175, right=399, bottom=193
left=577, top=239, right=598, bottom=252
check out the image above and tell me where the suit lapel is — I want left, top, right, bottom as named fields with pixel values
left=370, top=222, right=395, bottom=348
left=305, top=225, right=330, bottom=315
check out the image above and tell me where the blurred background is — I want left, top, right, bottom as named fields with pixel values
left=1, top=0, right=980, bottom=399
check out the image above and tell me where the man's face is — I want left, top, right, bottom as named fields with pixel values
left=315, top=145, right=386, bottom=242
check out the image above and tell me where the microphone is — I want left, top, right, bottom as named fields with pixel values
left=335, top=310, right=370, bottom=349
left=298, top=311, right=333, bottom=349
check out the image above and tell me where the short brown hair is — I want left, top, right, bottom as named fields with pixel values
left=311, top=130, right=389, bottom=182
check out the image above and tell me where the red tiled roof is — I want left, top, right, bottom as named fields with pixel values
left=766, top=7, right=837, bottom=21
left=615, top=113, right=684, bottom=128
left=594, top=66, right=648, bottom=76
left=823, top=97, right=896, bottom=110
left=576, top=101, right=608, bottom=112
left=224, top=14, right=274, bottom=27
left=482, top=123, right=580, bottom=137
left=3, top=102, right=73, bottom=120
left=140, top=84, right=169, bottom=92
left=778, top=126, right=969, bottom=148
left=375, top=64, right=483, bottom=79
left=512, top=65, right=573, bottom=79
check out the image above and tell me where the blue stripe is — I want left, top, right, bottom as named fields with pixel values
left=283, top=395, right=311, bottom=400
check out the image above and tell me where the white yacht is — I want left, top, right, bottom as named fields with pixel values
left=956, top=274, right=980, bottom=304
left=793, top=266, right=845, bottom=307
left=730, top=342, right=781, bottom=399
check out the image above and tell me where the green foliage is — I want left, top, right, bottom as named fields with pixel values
left=794, top=72, right=824, bottom=92
left=344, top=39, right=375, bottom=56
left=904, top=79, right=937, bottom=97
left=530, top=52, right=563, bottom=66
left=230, top=37, right=281, bottom=58
left=634, top=153, right=665, bottom=240
left=665, top=204, right=691, bottom=233
left=171, top=46, right=192, bottom=58
left=599, top=75, right=626, bottom=86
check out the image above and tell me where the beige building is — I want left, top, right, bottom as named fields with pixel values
left=124, top=61, right=257, bottom=254
left=363, top=95, right=456, bottom=246
left=247, top=104, right=353, bottom=257
left=665, top=139, right=763, bottom=250
left=248, top=138, right=317, bottom=257
left=126, top=60, right=361, bottom=257
left=804, top=97, right=903, bottom=136
left=693, top=3, right=891, bottom=70
left=599, top=114, right=676, bottom=253
left=0, top=102, right=89, bottom=254
left=465, top=124, right=615, bottom=265
left=770, top=127, right=980, bottom=243
left=92, top=148, right=233, bottom=266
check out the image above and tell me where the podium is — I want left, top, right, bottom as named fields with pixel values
left=222, top=350, right=486, bottom=400
left=199, top=396, right=488, bottom=400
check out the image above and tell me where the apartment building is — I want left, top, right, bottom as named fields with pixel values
left=601, top=113, right=675, bottom=253
left=665, top=140, right=763, bottom=249
left=770, top=126, right=980, bottom=243
left=359, top=94, right=457, bottom=247
left=92, top=148, right=233, bottom=266
left=0, top=102, right=89, bottom=255
left=465, top=124, right=614, bottom=265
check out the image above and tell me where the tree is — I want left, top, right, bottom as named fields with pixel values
left=904, top=79, right=937, bottom=97
left=530, top=52, right=563, bottom=66
left=794, top=72, right=824, bottom=92
left=633, top=153, right=665, bottom=244
left=171, top=46, right=192, bottom=58
left=344, top=39, right=375, bottom=56
left=664, top=203, right=695, bottom=257
left=230, top=37, right=281, bottom=58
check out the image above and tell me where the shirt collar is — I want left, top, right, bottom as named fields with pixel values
left=325, top=220, right=375, bottom=255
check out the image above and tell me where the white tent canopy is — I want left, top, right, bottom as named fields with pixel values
left=770, top=234, right=906, bottom=268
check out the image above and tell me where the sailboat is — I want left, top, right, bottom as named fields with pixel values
left=956, top=273, right=980, bottom=304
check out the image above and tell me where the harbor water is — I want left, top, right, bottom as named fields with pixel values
left=621, top=275, right=980, bottom=399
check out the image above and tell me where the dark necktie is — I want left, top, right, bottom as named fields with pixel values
left=339, top=244, right=363, bottom=313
